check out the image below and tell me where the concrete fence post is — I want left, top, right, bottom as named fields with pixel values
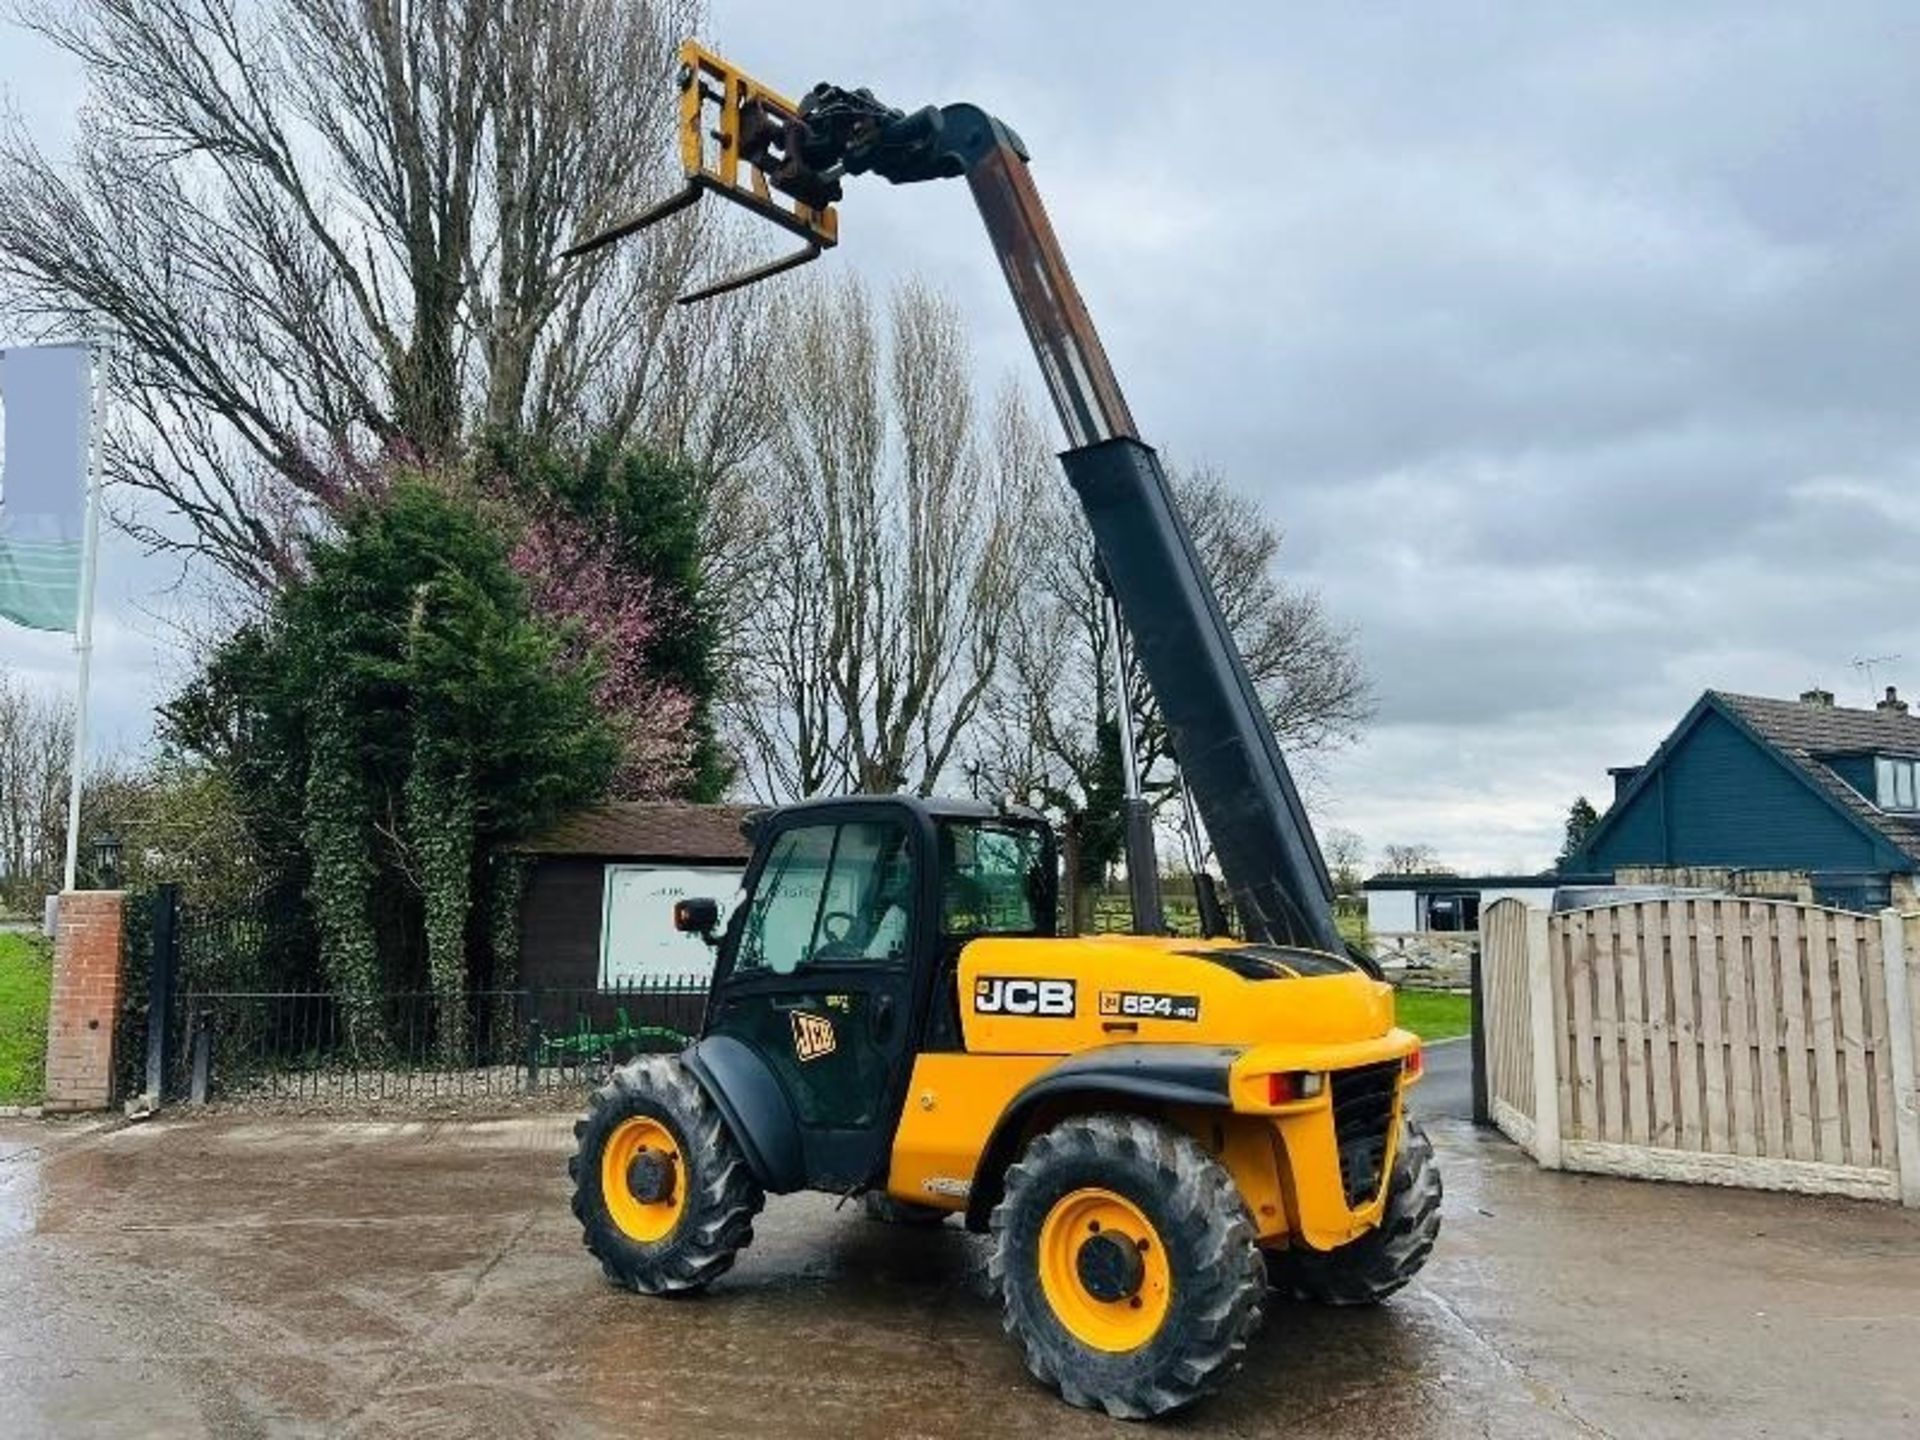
left=1467, top=938, right=1491, bottom=1128
left=1525, top=905, right=1563, bottom=1170
left=1879, top=909, right=1920, bottom=1208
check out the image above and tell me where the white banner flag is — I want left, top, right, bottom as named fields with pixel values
left=0, top=343, right=93, bottom=633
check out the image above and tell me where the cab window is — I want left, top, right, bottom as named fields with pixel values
left=940, top=821, right=1052, bottom=936
left=736, top=820, right=914, bottom=973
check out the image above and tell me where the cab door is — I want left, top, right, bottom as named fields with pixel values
left=705, top=809, right=926, bottom=1190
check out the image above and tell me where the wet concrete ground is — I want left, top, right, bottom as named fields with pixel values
left=2, top=1095, right=1917, bottom=1438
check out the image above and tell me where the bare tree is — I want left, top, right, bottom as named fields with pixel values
left=1380, top=843, right=1444, bottom=876
left=975, top=462, right=1373, bottom=848
left=0, top=0, right=777, bottom=590
left=0, top=671, right=73, bottom=909
left=725, top=276, right=1047, bottom=801
left=1323, top=827, right=1367, bottom=897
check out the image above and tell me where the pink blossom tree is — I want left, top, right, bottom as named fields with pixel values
left=511, top=509, right=696, bottom=800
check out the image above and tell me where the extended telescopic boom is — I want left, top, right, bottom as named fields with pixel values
left=570, top=45, right=1342, bottom=952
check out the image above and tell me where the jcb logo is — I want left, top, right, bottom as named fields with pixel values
left=791, top=1010, right=837, bottom=1062
left=973, top=976, right=1076, bottom=1018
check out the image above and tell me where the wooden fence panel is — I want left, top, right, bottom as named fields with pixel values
left=1643, top=901, right=1674, bottom=1148
left=1804, top=908, right=1840, bottom=1165
left=1551, top=911, right=1575, bottom=1138
left=1692, top=901, right=1727, bottom=1154
left=1498, top=898, right=1915, bottom=1204
left=1670, top=900, right=1703, bottom=1151
left=1833, top=914, right=1873, bottom=1168
left=1749, top=903, right=1787, bottom=1157
left=1569, top=908, right=1598, bottom=1140
left=1721, top=899, right=1758, bottom=1157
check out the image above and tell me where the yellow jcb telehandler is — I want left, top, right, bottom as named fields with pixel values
left=566, top=42, right=1440, bottom=1420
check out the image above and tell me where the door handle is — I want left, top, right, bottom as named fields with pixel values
left=871, top=994, right=896, bottom=1041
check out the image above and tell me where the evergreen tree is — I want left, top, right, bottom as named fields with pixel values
left=1561, top=795, right=1601, bottom=864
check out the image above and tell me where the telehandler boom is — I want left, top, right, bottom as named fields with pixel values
left=565, top=43, right=1440, bottom=1420
left=567, top=44, right=1342, bottom=954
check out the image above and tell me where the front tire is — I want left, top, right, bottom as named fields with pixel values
left=989, top=1114, right=1265, bottom=1420
left=1268, top=1118, right=1442, bottom=1305
left=569, top=1055, right=764, bottom=1294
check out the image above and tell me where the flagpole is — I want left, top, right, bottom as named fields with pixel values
left=60, top=340, right=105, bottom=894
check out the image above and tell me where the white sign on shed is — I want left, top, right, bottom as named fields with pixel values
left=599, top=863, right=742, bottom=986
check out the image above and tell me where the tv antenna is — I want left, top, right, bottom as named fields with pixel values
left=1853, top=654, right=1901, bottom=699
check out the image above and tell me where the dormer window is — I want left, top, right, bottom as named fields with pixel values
left=1875, top=757, right=1919, bottom=811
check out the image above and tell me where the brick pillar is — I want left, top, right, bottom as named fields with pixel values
left=43, top=890, right=128, bottom=1113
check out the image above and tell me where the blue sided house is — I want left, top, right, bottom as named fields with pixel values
left=1565, top=686, right=1920, bottom=913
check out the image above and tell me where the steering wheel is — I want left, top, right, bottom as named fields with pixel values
left=812, top=910, right=863, bottom=961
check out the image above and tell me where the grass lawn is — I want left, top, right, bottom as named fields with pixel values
left=1391, top=989, right=1471, bottom=1042
left=0, top=932, right=54, bottom=1104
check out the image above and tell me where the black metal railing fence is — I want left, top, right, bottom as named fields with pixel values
left=167, top=977, right=710, bottom=1104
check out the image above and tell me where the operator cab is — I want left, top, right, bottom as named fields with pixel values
left=674, top=795, right=1055, bottom=1190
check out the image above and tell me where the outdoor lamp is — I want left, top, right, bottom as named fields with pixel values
left=92, top=830, right=123, bottom=889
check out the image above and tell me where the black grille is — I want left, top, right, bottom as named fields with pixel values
left=1330, top=1061, right=1401, bottom=1207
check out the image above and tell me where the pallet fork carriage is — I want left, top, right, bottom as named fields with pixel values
left=564, top=44, right=839, bottom=299
left=566, top=41, right=1442, bottom=1420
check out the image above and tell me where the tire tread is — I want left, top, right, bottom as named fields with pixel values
left=569, top=1055, right=765, bottom=1296
left=988, top=1113, right=1265, bottom=1420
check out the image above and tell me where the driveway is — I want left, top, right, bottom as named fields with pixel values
left=2, top=1104, right=1916, bottom=1438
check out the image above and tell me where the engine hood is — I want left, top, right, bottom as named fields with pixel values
left=955, top=934, right=1396, bottom=1055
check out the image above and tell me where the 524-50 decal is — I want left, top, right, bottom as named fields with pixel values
left=1099, top=990, right=1201, bottom=1022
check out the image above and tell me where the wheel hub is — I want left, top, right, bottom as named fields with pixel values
left=628, top=1149, right=677, bottom=1205
left=600, top=1115, right=686, bottom=1243
left=1037, top=1187, right=1173, bottom=1352
left=1074, top=1231, right=1145, bottom=1303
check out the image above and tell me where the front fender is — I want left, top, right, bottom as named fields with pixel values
left=962, top=1044, right=1243, bottom=1229
left=681, top=1036, right=806, bottom=1193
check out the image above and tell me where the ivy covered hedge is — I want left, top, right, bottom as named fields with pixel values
left=163, top=475, right=629, bottom=1054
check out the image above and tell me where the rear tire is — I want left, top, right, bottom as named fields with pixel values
left=1267, top=1118, right=1441, bottom=1305
left=569, top=1055, right=764, bottom=1295
left=989, top=1114, right=1265, bottom=1420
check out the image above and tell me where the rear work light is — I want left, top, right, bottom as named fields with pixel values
left=1266, top=1071, right=1325, bottom=1105
left=1404, top=1044, right=1424, bottom=1080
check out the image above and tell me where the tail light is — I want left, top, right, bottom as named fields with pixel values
left=1404, top=1044, right=1424, bottom=1080
left=1266, top=1071, right=1325, bottom=1105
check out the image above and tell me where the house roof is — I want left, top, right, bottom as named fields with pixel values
left=1712, top=692, right=1920, bottom=864
left=1571, top=690, right=1920, bottom=871
left=514, top=802, right=757, bottom=861
left=1362, top=871, right=1568, bottom=892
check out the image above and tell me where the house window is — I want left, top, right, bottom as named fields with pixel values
left=1875, top=757, right=1919, bottom=811
left=1421, top=892, right=1480, bottom=933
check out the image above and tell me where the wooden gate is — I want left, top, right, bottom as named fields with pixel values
left=1481, top=896, right=1920, bottom=1205
left=1479, top=897, right=1538, bottom=1145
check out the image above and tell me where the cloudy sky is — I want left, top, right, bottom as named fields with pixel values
left=4, top=2, right=1918, bottom=874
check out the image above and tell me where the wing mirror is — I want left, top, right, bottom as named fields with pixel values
left=673, top=897, right=721, bottom=946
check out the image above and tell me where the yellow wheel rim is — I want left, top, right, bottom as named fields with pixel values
left=600, top=1115, right=686, bottom=1243
left=1037, top=1187, right=1173, bottom=1352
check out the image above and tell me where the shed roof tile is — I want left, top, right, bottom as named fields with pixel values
left=513, top=802, right=756, bottom=861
